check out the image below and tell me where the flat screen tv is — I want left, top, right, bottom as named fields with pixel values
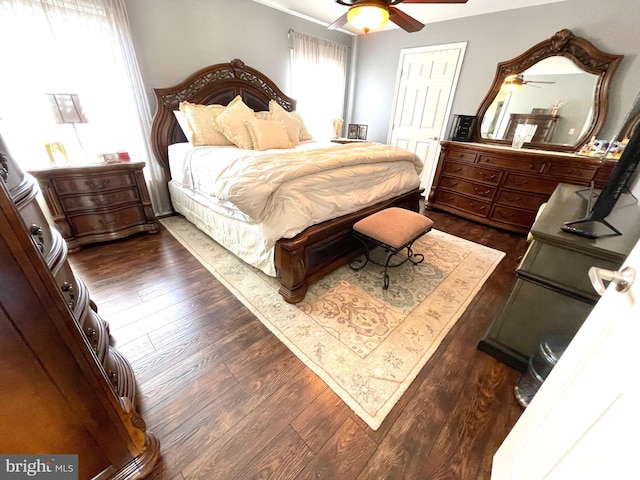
left=562, top=122, right=640, bottom=238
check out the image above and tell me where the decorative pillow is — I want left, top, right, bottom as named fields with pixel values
left=213, top=97, right=256, bottom=149
left=269, top=100, right=302, bottom=145
left=290, top=110, right=313, bottom=141
left=173, top=110, right=193, bottom=143
left=244, top=119, right=293, bottom=151
left=254, top=111, right=271, bottom=120
left=179, top=101, right=233, bottom=146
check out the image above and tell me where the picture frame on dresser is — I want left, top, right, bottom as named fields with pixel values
left=347, top=123, right=359, bottom=139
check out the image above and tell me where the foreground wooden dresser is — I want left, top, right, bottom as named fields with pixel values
left=0, top=144, right=159, bottom=478
left=29, top=161, right=159, bottom=253
left=428, top=141, right=615, bottom=234
left=478, top=183, right=640, bottom=370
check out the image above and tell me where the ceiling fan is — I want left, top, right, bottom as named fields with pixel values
left=504, top=74, right=556, bottom=89
left=328, top=0, right=469, bottom=36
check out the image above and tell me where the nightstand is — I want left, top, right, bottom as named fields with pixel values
left=29, top=161, right=159, bottom=253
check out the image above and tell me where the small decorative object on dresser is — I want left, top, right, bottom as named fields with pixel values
left=29, top=161, right=159, bottom=253
left=347, top=123, right=359, bottom=139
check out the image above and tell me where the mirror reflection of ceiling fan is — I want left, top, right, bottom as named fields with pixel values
left=328, top=0, right=469, bottom=36
left=504, top=74, right=556, bottom=89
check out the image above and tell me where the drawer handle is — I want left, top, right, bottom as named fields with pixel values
left=30, top=224, right=44, bottom=252
left=61, top=281, right=75, bottom=309
left=498, top=211, right=515, bottom=219
left=479, top=172, right=497, bottom=181
left=86, top=179, right=111, bottom=190
left=450, top=166, right=463, bottom=173
left=443, top=195, right=455, bottom=202
left=90, top=195, right=115, bottom=206
left=510, top=179, right=528, bottom=187
left=474, top=186, right=491, bottom=196
left=470, top=203, right=486, bottom=212
left=99, top=216, right=121, bottom=227
left=0, top=153, right=8, bottom=182
left=505, top=195, right=522, bottom=202
left=446, top=181, right=459, bottom=188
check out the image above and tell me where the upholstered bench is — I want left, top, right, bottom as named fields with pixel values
left=349, top=207, right=434, bottom=289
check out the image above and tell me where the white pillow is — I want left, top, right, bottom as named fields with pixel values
left=244, top=119, right=293, bottom=151
left=213, top=96, right=256, bottom=149
left=173, top=110, right=193, bottom=143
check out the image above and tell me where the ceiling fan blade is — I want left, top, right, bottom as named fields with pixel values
left=388, top=6, right=425, bottom=32
left=397, top=0, right=469, bottom=4
left=328, top=11, right=349, bottom=30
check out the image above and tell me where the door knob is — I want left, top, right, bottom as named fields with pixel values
left=588, top=266, right=635, bottom=296
left=428, top=136, right=439, bottom=141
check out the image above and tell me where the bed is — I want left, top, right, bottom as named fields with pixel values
left=150, top=58, right=423, bottom=303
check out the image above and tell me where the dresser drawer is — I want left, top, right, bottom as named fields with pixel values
left=478, top=154, right=546, bottom=173
left=495, top=189, right=548, bottom=211
left=546, top=162, right=597, bottom=180
left=443, top=161, right=502, bottom=185
left=490, top=204, right=537, bottom=228
left=439, top=175, right=497, bottom=201
left=69, top=205, right=147, bottom=236
left=444, top=149, right=477, bottom=163
left=433, top=190, right=491, bottom=217
left=54, top=172, right=136, bottom=195
left=60, top=188, right=140, bottom=213
left=503, top=172, right=560, bottom=195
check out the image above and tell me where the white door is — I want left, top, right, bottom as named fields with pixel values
left=388, top=43, right=466, bottom=194
left=492, top=238, right=640, bottom=479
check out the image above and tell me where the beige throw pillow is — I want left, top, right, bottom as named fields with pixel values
left=179, top=102, right=233, bottom=146
left=269, top=100, right=302, bottom=145
left=214, top=97, right=256, bottom=149
left=290, top=110, right=313, bottom=141
left=244, top=119, right=293, bottom=151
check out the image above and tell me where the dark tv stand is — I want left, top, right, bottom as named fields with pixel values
left=478, top=183, right=640, bottom=370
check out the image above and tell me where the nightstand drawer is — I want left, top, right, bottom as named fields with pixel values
left=60, top=188, right=140, bottom=212
left=69, top=205, right=147, bottom=236
left=54, top=172, right=136, bottom=194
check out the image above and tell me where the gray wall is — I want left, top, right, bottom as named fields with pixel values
left=352, top=0, right=639, bottom=143
left=124, top=0, right=353, bottom=108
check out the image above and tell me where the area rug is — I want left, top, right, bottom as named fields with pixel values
left=160, top=216, right=505, bottom=430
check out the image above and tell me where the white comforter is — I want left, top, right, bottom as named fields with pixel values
left=176, top=141, right=423, bottom=245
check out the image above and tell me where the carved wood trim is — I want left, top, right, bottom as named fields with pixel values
left=150, top=59, right=297, bottom=184
left=474, top=29, right=622, bottom=153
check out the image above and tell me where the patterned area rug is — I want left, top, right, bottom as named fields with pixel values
left=161, top=216, right=505, bottom=430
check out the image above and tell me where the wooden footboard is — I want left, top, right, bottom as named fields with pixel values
left=275, top=188, right=423, bottom=303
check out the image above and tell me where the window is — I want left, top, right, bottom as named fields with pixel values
left=289, top=31, right=350, bottom=140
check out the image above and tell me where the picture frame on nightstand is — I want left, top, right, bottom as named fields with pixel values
left=357, top=125, right=368, bottom=140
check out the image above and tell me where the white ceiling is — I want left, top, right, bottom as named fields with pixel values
left=251, top=0, right=564, bottom=34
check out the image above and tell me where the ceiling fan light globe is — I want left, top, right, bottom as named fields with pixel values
left=347, top=5, right=389, bottom=33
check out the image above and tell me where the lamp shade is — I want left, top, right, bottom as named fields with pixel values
left=347, top=5, right=389, bottom=34
left=47, top=94, right=88, bottom=124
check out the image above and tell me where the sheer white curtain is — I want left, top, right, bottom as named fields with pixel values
left=0, top=0, right=171, bottom=215
left=290, top=31, right=349, bottom=140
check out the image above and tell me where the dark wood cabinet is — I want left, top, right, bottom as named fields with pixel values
left=0, top=146, right=160, bottom=479
left=29, top=161, right=159, bottom=253
left=428, top=141, right=615, bottom=234
left=477, top=184, right=640, bottom=370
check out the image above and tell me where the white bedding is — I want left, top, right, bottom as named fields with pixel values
left=168, top=140, right=423, bottom=275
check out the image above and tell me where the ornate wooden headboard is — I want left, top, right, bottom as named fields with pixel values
left=150, top=58, right=297, bottom=182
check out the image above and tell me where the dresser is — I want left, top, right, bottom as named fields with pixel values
left=428, top=141, right=615, bottom=234
left=29, top=161, right=159, bottom=253
left=0, top=141, right=159, bottom=478
left=477, top=183, right=640, bottom=371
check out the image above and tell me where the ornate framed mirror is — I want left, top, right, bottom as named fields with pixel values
left=474, top=29, right=622, bottom=152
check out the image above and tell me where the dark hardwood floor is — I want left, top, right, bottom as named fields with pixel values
left=68, top=208, right=529, bottom=480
